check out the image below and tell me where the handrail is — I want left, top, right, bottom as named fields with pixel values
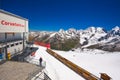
left=26, top=68, right=42, bottom=80
left=46, top=49, right=100, bottom=80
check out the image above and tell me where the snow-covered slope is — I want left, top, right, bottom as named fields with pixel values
left=26, top=45, right=84, bottom=80
left=26, top=45, right=120, bottom=80
left=54, top=48, right=120, bottom=80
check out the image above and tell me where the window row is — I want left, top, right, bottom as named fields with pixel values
left=7, top=42, right=23, bottom=48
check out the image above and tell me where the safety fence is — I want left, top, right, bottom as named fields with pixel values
left=32, top=71, right=51, bottom=80
left=26, top=59, right=51, bottom=80
left=26, top=68, right=42, bottom=80
left=34, top=41, right=50, bottom=49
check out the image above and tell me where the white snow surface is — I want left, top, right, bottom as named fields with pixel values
left=27, top=45, right=120, bottom=80
left=54, top=49, right=120, bottom=80
left=26, top=45, right=84, bottom=80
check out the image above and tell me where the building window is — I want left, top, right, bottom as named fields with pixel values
left=7, top=45, right=9, bottom=48
left=0, top=48, right=1, bottom=53
left=20, top=42, right=22, bottom=44
left=11, top=44, right=14, bottom=47
left=15, top=43, right=18, bottom=45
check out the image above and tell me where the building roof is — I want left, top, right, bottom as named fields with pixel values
left=0, top=9, right=28, bottom=21
left=0, top=61, right=42, bottom=80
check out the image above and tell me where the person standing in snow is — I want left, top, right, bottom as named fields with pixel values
left=39, top=57, right=43, bottom=67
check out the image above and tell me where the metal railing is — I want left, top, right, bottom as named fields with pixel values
left=46, top=49, right=100, bottom=80
left=26, top=67, right=51, bottom=80
left=0, top=38, right=23, bottom=43
left=26, top=68, right=42, bottom=80
left=26, top=58, right=51, bottom=80
left=44, top=72, right=51, bottom=80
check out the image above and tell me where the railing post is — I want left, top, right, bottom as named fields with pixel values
left=100, top=73, right=111, bottom=80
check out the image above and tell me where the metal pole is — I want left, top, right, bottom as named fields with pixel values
left=23, top=32, right=25, bottom=50
left=5, top=33, right=7, bottom=60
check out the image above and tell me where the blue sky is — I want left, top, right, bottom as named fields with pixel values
left=0, top=0, right=120, bottom=31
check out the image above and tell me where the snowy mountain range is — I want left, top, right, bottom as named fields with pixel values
left=30, top=26, right=120, bottom=51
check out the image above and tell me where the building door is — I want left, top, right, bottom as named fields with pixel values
left=0, top=47, right=6, bottom=60
left=0, top=48, right=3, bottom=60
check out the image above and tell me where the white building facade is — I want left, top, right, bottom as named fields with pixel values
left=0, top=9, right=28, bottom=60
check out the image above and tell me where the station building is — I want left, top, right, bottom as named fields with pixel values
left=0, top=9, right=28, bottom=60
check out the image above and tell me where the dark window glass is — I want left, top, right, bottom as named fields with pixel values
left=20, top=42, right=22, bottom=44
left=7, top=45, right=9, bottom=48
left=16, top=43, right=18, bottom=45
left=11, top=44, right=14, bottom=47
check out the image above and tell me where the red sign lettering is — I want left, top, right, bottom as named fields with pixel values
left=0, top=20, right=25, bottom=27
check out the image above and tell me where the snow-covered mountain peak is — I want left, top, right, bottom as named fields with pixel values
left=30, top=26, right=120, bottom=51
left=66, top=28, right=77, bottom=35
left=86, top=26, right=96, bottom=33
left=59, top=29, right=65, bottom=33
left=96, top=27, right=107, bottom=34
left=85, top=27, right=106, bottom=34
left=68, top=28, right=76, bottom=32
left=106, top=26, right=120, bottom=37
left=112, top=26, right=120, bottom=31
left=79, top=27, right=107, bottom=46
